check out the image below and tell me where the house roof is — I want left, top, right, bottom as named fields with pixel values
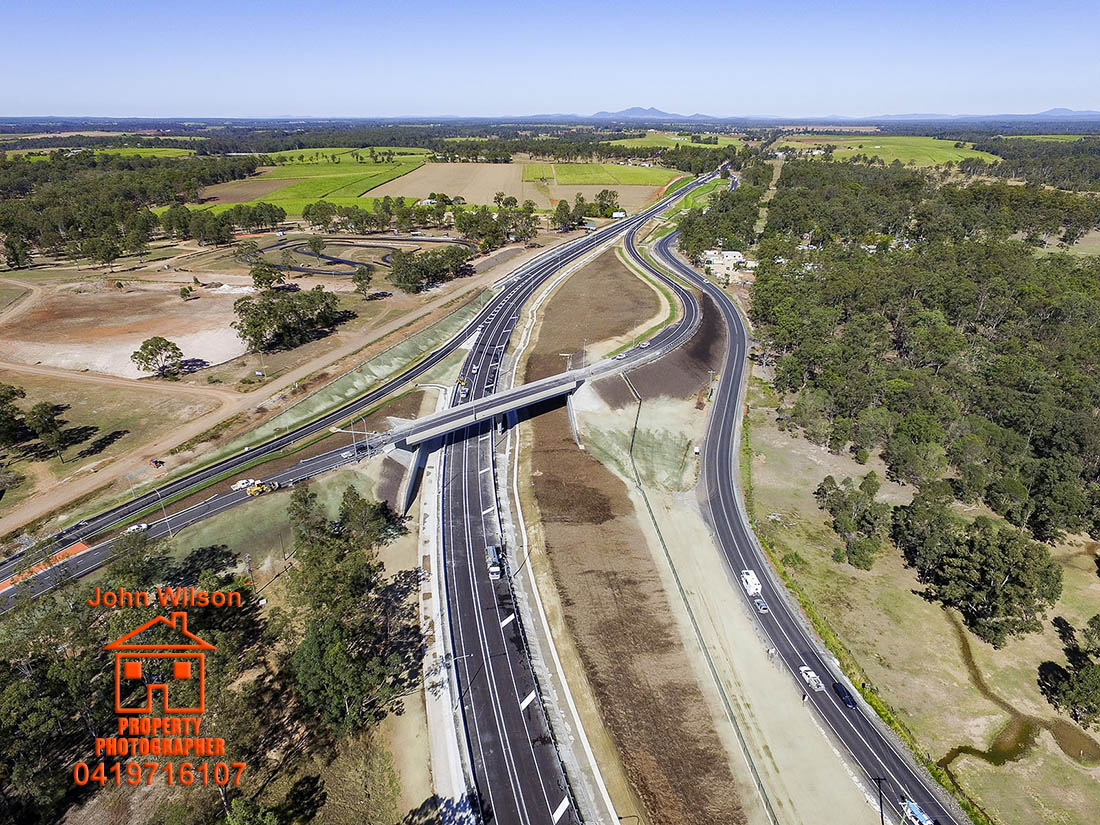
left=104, top=611, right=215, bottom=652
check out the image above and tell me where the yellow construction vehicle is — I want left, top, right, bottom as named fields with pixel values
left=246, top=480, right=280, bottom=497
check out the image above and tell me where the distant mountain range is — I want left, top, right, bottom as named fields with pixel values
left=565, top=106, right=1100, bottom=123
left=590, top=106, right=714, bottom=120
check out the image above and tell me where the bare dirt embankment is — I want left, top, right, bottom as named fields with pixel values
left=522, top=249, right=746, bottom=824
left=0, top=280, right=246, bottom=377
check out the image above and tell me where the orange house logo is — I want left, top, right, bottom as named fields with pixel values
left=104, top=612, right=215, bottom=714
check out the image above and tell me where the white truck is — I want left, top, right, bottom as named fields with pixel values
left=799, top=666, right=826, bottom=692
left=740, top=569, right=762, bottom=596
left=485, top=545, right=503, bottom=580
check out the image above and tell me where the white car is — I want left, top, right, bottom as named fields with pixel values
left=340, top=450, right=354, bottom=459
left=231, top=478, right=260, bottom=491
left=753, top=598, right=770, bottom=614
left=799, top=666, right=826, bottom=692
left=638, top=341, right=650, bottom=349
left=124, top=523, right=149, bottom=534
left=614, top=353, right=627, bottom=360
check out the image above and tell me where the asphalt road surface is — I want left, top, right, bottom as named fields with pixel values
left=652, top=230, right=964, bottom=825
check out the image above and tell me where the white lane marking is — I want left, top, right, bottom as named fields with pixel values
left=520, top=690, right=536, bottom=711
left=482, top=506, right=494, bottom=516
left=457, top=433, right=535, bottom=824
left=501, top=613, right=515, bottom=629
left=552, top=797, right=570, bottom=823
left=480, top=466, right=492, bottom=474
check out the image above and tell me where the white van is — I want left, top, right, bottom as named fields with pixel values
left=486, top=545, right=503, bottom=580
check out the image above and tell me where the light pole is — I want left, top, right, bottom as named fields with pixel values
left=152, top=487, right=173, bottom=537
left=871, top=777, right=886, bottom=825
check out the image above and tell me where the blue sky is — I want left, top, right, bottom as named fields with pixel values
left=3, top=0, right=1098, bottom=118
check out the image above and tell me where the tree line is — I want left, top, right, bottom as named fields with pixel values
left=0, top=152, right=261, bottom=268
left=453, top=198, right=538, bottom=249
left=763, top=159, right=1100, bottom=247
left=960, top=136, right=1100, bottom=190
left=389, top=245, right=473, bottom=293
left=302, top=196, right=447, bottom=233
left=677, top=182, right=763, bottom=260
left=160, top=203, right=286, bottom=247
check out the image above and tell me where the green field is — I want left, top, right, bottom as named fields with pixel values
left=1010, top=134, right=1090, bottom=142
left=522, top=163, right=555, bottom=181
left=606, top=130, right=743, bottom=150
left=523, top=162, right=681, bottom=186
left=0, top=146, right=194, bottom=159
left=679, top=178, right=725, bottom=211
left=183, top=195, right=415, bottom=219
left=257, top=162, right=420, bottom=199
left=200, top=155, right=425, bottom=215
left=778, top=134, right=1000, bottom=165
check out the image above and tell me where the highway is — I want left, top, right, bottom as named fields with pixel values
left=435, top=180, right=714, bottom=824
left=651, top=229, right=964, bottom=825
left=0, top=175, right=711, bottom=600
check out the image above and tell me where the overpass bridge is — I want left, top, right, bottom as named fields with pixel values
left=389, top=369, right=586, bottom=448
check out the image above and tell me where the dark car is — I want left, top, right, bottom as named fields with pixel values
left=832, top=681, right=857, bottom=709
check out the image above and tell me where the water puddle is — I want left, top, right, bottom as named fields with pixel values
left=937, top=612, right=1100, bottom=780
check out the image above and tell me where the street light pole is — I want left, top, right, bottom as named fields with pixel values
left=153, top=488, right=173, bottom=537
left=871, top=777, right=886, bottom=825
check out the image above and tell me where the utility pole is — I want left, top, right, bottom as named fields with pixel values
left=871, top=777, right=886, bottom=825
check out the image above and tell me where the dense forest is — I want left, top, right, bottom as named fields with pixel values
left=669, top=151, right=1100, bottom=654
left=959, top=136, right=1100, bottom=190
left=762, top=159, right=1100, bottom=245
left=752, top=234, right=1100, bottom=545
left=677, top=182, right=763, bottom=259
